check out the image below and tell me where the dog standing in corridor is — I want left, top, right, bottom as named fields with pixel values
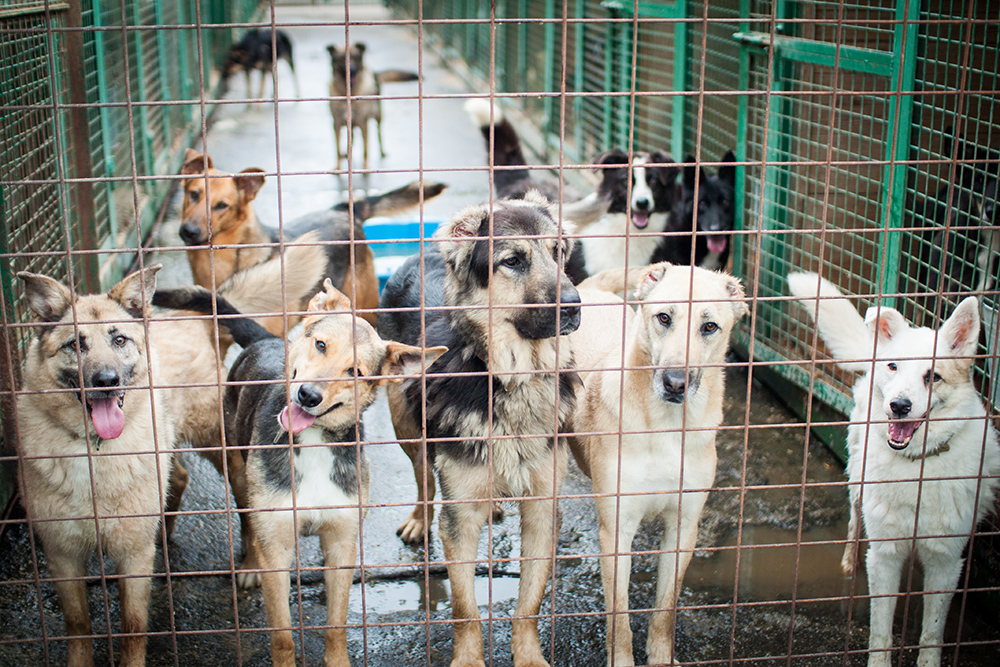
left=569, top=263, right=747, bottom=666
left=788, top=272, right=1000, bottom=667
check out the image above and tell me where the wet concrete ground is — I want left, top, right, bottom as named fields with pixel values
left=1, top=4, right=997, bottom=666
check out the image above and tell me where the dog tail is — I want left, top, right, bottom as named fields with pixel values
left=787, top=272, right=870, bottom=371
left=375, top=70, right=419, bottom=84
left=335, top=181, right=447, bottom=221
left=464, top=98, right=532, bottom=195
left=152, top=287, right=274, bottom=349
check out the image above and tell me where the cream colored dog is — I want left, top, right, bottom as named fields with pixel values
left=570, top=263, right=747, bottom=666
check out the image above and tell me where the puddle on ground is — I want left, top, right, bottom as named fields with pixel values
left=686, top=524, right=865, bottom=610
left=350, top=574, right=521, bottom=615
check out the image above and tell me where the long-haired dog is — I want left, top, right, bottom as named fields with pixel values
left=378, top=192, right=582, bottom=667
left=327, top=42, right=419, bottom=169
left=16, top=266, right=175, bottom=667
left=217, top=280, right=442, bottom=666
left=569, top=263, right=747, bottom=666
left=788, top=273, right=1000, bottom=667
left=465, top=99, right=679, bottom=281
left=179, top=148, right=446, bottom=327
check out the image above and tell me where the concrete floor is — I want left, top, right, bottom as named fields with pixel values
left=1, top=4, right=997, bottom=666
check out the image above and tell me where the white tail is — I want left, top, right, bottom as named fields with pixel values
left=787, top=272, right=871, bottom=371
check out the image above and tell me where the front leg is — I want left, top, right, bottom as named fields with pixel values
left=646, top=492, right=707, bottom=667
left=332, top=116, right=344, bottom=169
left=596, top=500, right=641, bottom=667
left=46, top=547, right=94, bottom=667
left=915, top=543, right=964, bottom=667
left=512, top=494, right=559, bottom=667
left=115, top=544, right=156, bottom=667
left=359, top=121, right=370, bottom=170
left=320, top=514, right=361, bottom=667
left=440, top=495, right=490, bottom=667
left=865, top=541, right=907, bottom=667
left=254, top=514, right=297, bottom=667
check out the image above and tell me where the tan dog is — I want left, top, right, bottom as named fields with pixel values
left=220, top=280, right=443, bottom=666
left=569, top=263, right=747, bottom=666
left=327, top=43, right=418, bottom=169
left=178, top=149, right=446, bottom=327
left=16, top=266, right=174, bottom=667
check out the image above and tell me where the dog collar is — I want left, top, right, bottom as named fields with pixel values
left=910, top=441, right=950, bottom=460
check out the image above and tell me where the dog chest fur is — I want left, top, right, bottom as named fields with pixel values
left=580, top=212, right=670, bottom=275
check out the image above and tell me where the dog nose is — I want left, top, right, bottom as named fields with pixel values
left=91, top=368, right=120, bottom=388
left=662, top=370, right=687, bottom=396
left=634, top=198, right=650, bottom=211
left=297, top=384, right=323, bottom=409
left=889, top=398, right=912, bottom=418
left=179, top=223, right=204, bottom=245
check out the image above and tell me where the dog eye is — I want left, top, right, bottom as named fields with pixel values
left=933, top=372, right=942, bottom=382
left=501, top=256, right=522, bottom=268
left=345, top=367, right=363, bottom=378
left=702, top=322, right=719, bottom=334
left=657, top=313, right=671, bottom=327
left=213, top=201, right=229, bottom=212
left=188, top=190, right=200, bottom=203
left=314, top=339, right=326, bottom=353
left=112, top=335, right=127, bottom=347
left=887, top=362, right=897, bottom=371
left=63, top=339, right=78, bottom=352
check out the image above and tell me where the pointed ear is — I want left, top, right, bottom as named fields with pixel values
left=18, top=272, right=74, bottom=323
left=307, top=278, right=352, bottom=313
left=378, top=344, right=447, bottom=385
left=436, top=204, right=487, bottom=271
left=181, top=149, right=212, bottom=176
left=108, top=264, right=161, bottom=318
left=864, top=306, right=908, bottom=344
left=940, top=296, right=980, bottom=359
left=722, top=273, right=749, bottom=319
left=326, top=44, right=338, bottom=57
left=234, top=168, right=266, bottom=201
left=718, top=150, right=736, bottom=184
left=595, top=149, right=629, bottom=166
left=683, top=155, right=698, bottom=190
left=634, top=262, right=671, bottom=301
left=354, top=42, right=366, bottom=55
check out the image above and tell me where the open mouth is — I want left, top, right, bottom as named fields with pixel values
left=631, top=210, right=650, bottom=229
left=887, top=416, right=926, bottom=450
left=86, top=393, right=126, bottom=440
left=278, top=401, right=344, bottom=434
left=706, top=234, right=728, bottom=254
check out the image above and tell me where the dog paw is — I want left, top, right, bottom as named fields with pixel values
left=449, top=657, right=486, bottom=667
left=236, top=553, right=262, bottom=589
left=396, top=515, right=429, bottom=544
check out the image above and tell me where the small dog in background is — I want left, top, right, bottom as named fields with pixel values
left=788, top=273, right=1000, bottom=667
left=220, top=280, right=443, bottom=667
left=570, top=263, right=747, bottom=666
left=656, top=151, right=736, bottom=271
left=327, top=43, right=419, bottom=169
left=222, top=29, right=300, bottom=99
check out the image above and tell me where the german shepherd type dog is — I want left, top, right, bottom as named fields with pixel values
left=656, top=151, right=737, bottom=271
left=464, top=98, right=679, bottom=281
left=378, top=193, right=582, bottom=667
left=193, top=279, right=441, bottom=667
left=569, top=263, right=747, bottom=666
left=327, top=43, right=419, bottom=169
left=16, top=266, right=174, bottom=667
left=788, top=273, right=1000, bottom=667
left=222, top=29, right=300, bottom=99
left=179, top=148, right=446, bottom=327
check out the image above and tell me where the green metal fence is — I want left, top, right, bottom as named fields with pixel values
left=393, top=0, right=1000, bottom=440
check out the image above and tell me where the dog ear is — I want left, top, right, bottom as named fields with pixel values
left=940, top=296, right=980, bottom=360
left=436, top=204, right=487, bottom=273
left=683, top=155, right=698, bottom=191
left=634, top=262, right=671, bottom=301
left=595, top=149, right=629, bottom=167
left=181, top=149, right=212, bottom=176
left=307, top=278, right=352, bottom=313
left=718, top=150, right=736, bottom=185
left=326, top=44, right=339, bottom=57
left=18, top=272, right=74, bottom=323
left=354, top=42, right=366, bottom=55
left=378, top=344, right=447, bottom=385
left=722, top=274, right=749, bottom=319
left=108, top=264, right=161, bottom=318
left=863, top=306, right=907, bottom=344
left=648, top=150, right=679, bottom=187
left=234, top=168, right=266, bottom=202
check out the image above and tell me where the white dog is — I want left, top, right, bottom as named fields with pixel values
left=788, top=273, right=1000, bottom=667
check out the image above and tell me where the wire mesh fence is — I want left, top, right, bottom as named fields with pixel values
left=0, top=1, right=999, bottom=665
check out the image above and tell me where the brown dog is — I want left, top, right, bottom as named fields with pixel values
left=327, top=43, right=418, bottom=169
left=178, top=148, right=445, bottom=327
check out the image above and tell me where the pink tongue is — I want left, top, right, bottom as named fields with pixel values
left=888, top=420, right=919, bottom=444
left=707, top=236, right=727, bottom=253
left=632, top=211, right=649, bottom=229
left=279, top=404, right=317, bottom=434
left=90, top=397, right=124, bottom=440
